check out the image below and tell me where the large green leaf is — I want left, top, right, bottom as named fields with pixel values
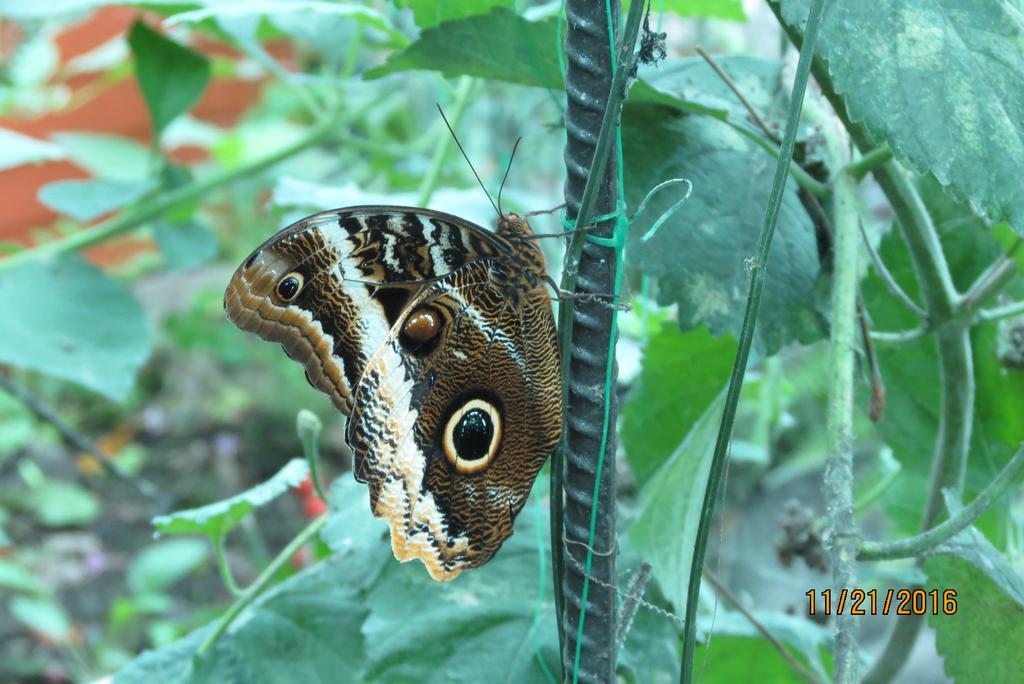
left=397, top=0, right=514, bottom=29
left=117, top=478, right=558, bottom=682
left=622, top=324, right=736, bottom=487
left=37, top=177, right=156, bottom=222
left=775, top=0, right=1024, bottom=235
left=627, top=393, right=723, bottom=612
left=925, top=525, right=1024, bottom=683
left=127, top=20, right=211, bottom=139
left=52, top=132, right=150, bottom=180
left=622, top=104, right=824, bottom=355
left=0, top=254, right=151, bottom=400
left=154, top=220, right=220, bottom=271
left=625, top=0, right=745, bottom=21
left=153, top=459, right=309, bottom=540
left=359, top=487, right=558, bottom=682
left=366, top=7, right=562, bottom=89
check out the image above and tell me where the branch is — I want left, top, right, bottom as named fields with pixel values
left=978, top=300, right=1024, bottom=323
left=869, top=326, right=928, bottom=343
left=197, top=513, right=328, bottom=655
left=823, top=110, right=861, bottom=684
left=0, top=372, right=160, bottom=501
left=859, top=445, right=1024, bottom=560
left=959, top=239, right=1023, bottom=317
left=696, top=47, right=777, bottom=142
left=766, top=5, right=974, bottom=682
left=0, top=110, right=341, bottom=272
left=703, top=569, right=825, bottom=684
left=839, top=145, right=893, bottom=181
left=858, top=221, right=928, bottom=320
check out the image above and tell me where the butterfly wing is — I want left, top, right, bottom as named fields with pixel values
left=224, top=207, right=509, bottom=414
left=346, top=258, right=561, bottom=580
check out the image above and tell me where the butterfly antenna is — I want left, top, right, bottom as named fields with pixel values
left=436, top=104, right=501, bottom=218
left=497, top=137, right=521, bottom=216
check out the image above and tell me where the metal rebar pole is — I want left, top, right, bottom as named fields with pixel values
left=560, top=1, right=619, bottom=681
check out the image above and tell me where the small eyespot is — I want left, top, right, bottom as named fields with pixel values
left=442, top=399, right=502, bottom=474
left=276, top=272, right=304, bottom=301
left=399, top=306, right=444, bottom=354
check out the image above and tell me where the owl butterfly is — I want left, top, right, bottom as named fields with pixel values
left=224, top=205, right=562, bottom=580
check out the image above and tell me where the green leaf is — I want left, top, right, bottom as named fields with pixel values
left=38, top=177, right=157, bottom=222
left=52, top=132, right=150, bottom=180
left=700, top=609, right=832, bottom=682
left=627, top=393, right=723, bottom=612
left=127, top=539, right=209, bottom=594
left=622, top=103, right=824, bottom=355
left=167, top=1, right=398, bottom=39
left=366, top=7, right=563, bottom=89
left=9, top=596, right=72, bottom=642
left=638, top=56, right=788, bottom=124
left=628, top=0, right=746, bottom=21
left=397, top=0, right=514, bottom=29
left=117, top=486, right=558, bottom=682
left=230, top=579, right=369, bottom=682
left=153, top=459, right=309, bottom=540
left=24, top=480, right=101, bottom=527
left=694, top=636, right=809, bottom=683
left=776, top=0, right=1024, bottom=235
left=0, top=559, right=48, bottom=595
left=154, top=221, right=219, bottom=271
left=127, top=20, right=211, bottom=139
left=0, top=129, right=65, bottom=170
left=360, top=494, right=559, bottom=682
left=622, top=325, right=736, bottom=487
left=0, top=254, right=152, bottom=401
left=925, top=526, right=1024, bottom=683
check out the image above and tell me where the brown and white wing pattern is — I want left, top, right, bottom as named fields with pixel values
left=347, top=256, right=561, bottom=580
left=224, top=207, right=506, bottom=415
left=224, top=209, right=561, bottom=580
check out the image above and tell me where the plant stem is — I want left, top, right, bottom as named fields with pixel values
left=724, top=119, right=830, bottom=197
left=197, top=513, right=328, bottom=655
left=0, top=372, right=161, bottom=501
left=696, top=47, right=777, bottom=142
left=679, top=0, right=828, bottom=680
left=0, top=112, right=340, bottom=272
left=959, top=249, right=1022, bottom=317
left=824, top=118, right=861, bottom=683
left=979, top=300, right=1024, bottom=322
left=840, top=145, right=893, bottom=181
left=767, top=6, right=975, bottom=682
left=860, top=445, right=1024, bottom=560
left=416, top=76, right=476, bottom=207
left=214, top=535, right=244, bottom=598
left=869, top=326, right=928, bottom=344
left=859, top=220, right=928, bottom=320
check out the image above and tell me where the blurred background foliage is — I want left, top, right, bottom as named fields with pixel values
left=0, top=0, right=1021, bottom=682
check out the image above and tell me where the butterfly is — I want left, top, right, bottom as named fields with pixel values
left=224, top=206, right=562, bottom=580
